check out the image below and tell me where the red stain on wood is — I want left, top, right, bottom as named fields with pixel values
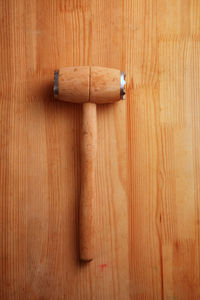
left=99, top=264, right=107, bottom=271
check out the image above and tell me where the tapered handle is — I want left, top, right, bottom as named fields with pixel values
left=79, top=102, right=97, bottom=261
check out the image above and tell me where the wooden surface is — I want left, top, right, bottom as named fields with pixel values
left=0, top=0, right=200, bottom=299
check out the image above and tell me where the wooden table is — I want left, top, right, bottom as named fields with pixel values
left=0, top=0, right=200, bottom=299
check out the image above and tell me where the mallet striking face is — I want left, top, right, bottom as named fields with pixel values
left=54, top=66, right=126, bottom=261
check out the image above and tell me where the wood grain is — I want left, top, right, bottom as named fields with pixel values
left=90, top=67, right=121, bottom=103
left=0, top=0, right=200, bottom=299
left=56, top=66, right=90, bottom=103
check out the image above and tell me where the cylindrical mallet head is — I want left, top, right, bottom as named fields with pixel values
left=54, top=66, right=126, bottom=104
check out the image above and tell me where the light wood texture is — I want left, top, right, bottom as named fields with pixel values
left=56, top=66, right=90, bottom=103
left=80, top=102, right=97, bottom=261
left=56, top=66, right=121, bottom=104
left=0, top=0, right=200, bottom=299
left=90, top=67, right=121, bottom=103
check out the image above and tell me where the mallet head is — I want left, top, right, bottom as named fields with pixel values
left=54, top=66, right=126, bottom=104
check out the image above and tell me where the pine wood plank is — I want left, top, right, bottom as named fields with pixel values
left=0, top=0, right=200, bottom=299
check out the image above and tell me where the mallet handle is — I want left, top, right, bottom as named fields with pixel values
left=80, top=102, right=97, bottom=261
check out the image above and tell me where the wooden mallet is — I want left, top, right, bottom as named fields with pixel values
left=53, top=66, right=126, bottom=261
